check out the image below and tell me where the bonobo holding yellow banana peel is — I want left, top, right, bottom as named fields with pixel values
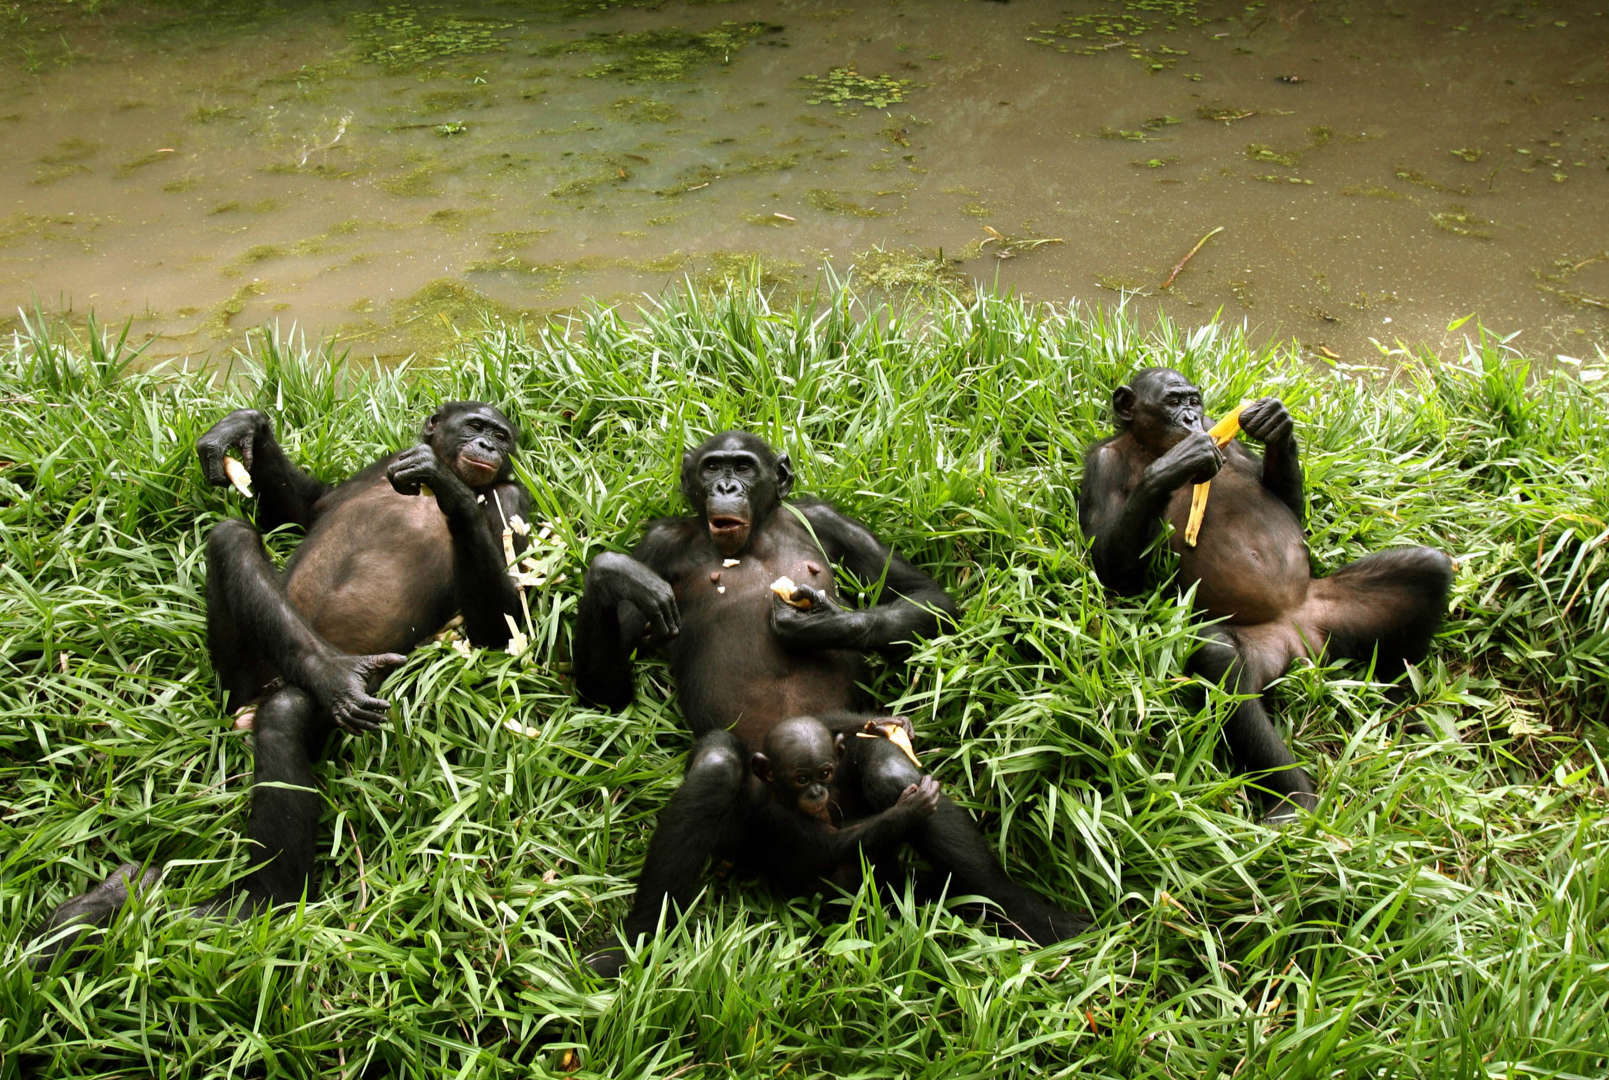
left=1078, top=368, right=1452, bottom=822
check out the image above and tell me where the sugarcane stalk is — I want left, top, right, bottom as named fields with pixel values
left=1183, top=402, right=1249, bottom=547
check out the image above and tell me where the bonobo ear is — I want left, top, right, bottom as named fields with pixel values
left=421, top=410, right=443, bottom=442
left=775, top=452, right=794, bottom=499
left=680, top=447, right=700, bottom=503
left=1112, top=385, right=1137, bottom=426
left=833, top=733, right=845, bottom=759
left=751, top=752, right=773, bottom=784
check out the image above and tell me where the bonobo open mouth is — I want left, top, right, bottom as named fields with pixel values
left=708, top=514, right=751, bottom=555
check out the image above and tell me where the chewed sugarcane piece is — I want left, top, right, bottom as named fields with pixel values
left=223, top=456, right=253, bottom=497
left=1184, top=402, right=1251, bottom=547
left=856, top=719, right=921, bottom=767
left=769, top=575, right=812, bottom=609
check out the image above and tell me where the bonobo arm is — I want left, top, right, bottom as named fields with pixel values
left=815, top=710, right=915, bottom=741
left=386, top=447, right=532, bottom=648
left=573, top=521, right=684, bottom=710
left=196, top=409, right=330, bottom=531
left=769, top=499, right=959, bottom=652
left=1078, top=432, right=1222, bottom=595
left=1238, top=397, right=1304, bottom=522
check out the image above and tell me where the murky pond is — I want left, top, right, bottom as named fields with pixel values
left=2, top=0, right=1605, bottom=364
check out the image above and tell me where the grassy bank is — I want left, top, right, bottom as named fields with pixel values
left=2, top=289, right=1606, bottom=1079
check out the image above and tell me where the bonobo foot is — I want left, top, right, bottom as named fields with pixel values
left=1259, top=789, right=1319, bottom=827
left=28, top=861, right=160, bottom=970
left=303, top=651, right=406, bottom=734
left=1008, top=897, right=1091, bottom=946
left=583, top=942, right=630, bottom=979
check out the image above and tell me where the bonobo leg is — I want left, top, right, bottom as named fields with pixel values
left=205, top=519, right=400, bottom=726
left=1190, top=624, right=1317, bottom=822
left=587, top=729, right=747, bottom=976
left=1310, top=547, right=1453, bottom=678
left=203, top=686, right=331, bottom=913
left=205, top=518, right=282, bottom=709
left=26, top=862, right=160, bottom=970
left=847, top=734, right=1089, bottom=945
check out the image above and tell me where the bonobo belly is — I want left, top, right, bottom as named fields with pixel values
left=285, top=485, right=458, bottom=655
left=1165, top=477, right=1310, bottom=625
left=669, top=554, right=862, bottom=749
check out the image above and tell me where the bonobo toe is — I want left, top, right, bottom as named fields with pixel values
left=1260, top=793, right=1318, bottom=828
left=583, top=944, right=628, bottom=979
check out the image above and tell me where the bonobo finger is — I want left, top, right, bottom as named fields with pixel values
left=791, top=583, right=832, bottom=611
left=359, top=653, right=407, bottom=684
left=198, top=445, right=226, bottom=485
left=337, top=709, right=386, bottom=734
left=648, top=601, right=678, bottom=640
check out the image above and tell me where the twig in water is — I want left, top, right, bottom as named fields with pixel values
left=1161, top=225, right=1224, bottom=289
left=299, top=113, right=353, bottom=167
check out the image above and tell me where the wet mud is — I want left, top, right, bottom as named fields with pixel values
left=1, top=0, right=1605, bottom=364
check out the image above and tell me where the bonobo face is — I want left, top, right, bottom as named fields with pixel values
left=1115, top=368, right=1204, bottom=450
left=754, top=716, right=839, bottom=822
left=425, top=403, right=517, bottom=490
left=681, top=431, right=793, bottom=557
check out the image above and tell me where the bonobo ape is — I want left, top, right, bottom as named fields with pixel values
left=1078, top=368, right=1451, bottom=820
left=747, top=715, right=942, bottom=895
left=28, top=402, right=532, bottom=966
left=575, top=430, right=1087, bottom=974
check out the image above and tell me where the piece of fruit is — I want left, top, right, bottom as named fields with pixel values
left=770, top=575, right=812, bottom=609
left=223, top=456, right=253, bottom=497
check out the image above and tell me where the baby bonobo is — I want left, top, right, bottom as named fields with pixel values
left=747, top=716, right=942, bottom=894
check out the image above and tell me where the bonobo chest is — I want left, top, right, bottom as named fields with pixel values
left=663, top=515, right=861, bottom=743
left=284, top=479, right=459, bottom=654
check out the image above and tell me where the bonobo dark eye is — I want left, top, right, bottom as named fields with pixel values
left=817, top=766, right=833, bottom=782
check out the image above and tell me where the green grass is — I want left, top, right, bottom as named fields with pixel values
left=1, top=289, right=1606, bottom=1079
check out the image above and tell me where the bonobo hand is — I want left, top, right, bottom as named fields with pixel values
left=893, top=775, right=942, bottom=818
left=1238, top=397, right=1294, bottom=446
left=590, top=552, right=679, bottom=642
left=196, top=409, right=268, bottom=487
left=770, top=585, right=867, bottom=650
left=1147, top=427, right=1223, bottom=491
left=304, top=652, right=406, bottom=735
left=869, top=714, right=917, bottom=742
left=387, top=444, right=473, bottom=514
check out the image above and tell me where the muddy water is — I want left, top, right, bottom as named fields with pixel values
left=1, top=0, right=1605, bottom=365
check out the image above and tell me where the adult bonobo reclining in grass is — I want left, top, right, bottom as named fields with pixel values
left=1078, top=368, right=1452, bottom=822
left=575, top=430, right=1088, bottom=975
left=28, top=402, right=532, bottom=966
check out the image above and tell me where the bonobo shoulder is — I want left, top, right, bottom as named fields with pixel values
left=1079, top=436, right=1137, bottom=494
left=628, top=515, right=702, bottom=566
